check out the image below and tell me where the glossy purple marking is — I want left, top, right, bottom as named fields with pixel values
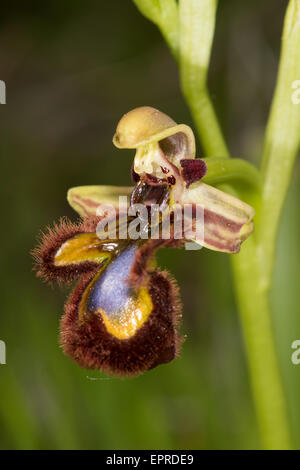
left=145, top=173, right=166, bottom=185
left=167, top=175, right=176, bottom=186
left=161, top=166, right=169, bottom=174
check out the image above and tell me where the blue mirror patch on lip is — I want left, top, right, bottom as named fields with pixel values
left=87, top=245, right=137, bottom=316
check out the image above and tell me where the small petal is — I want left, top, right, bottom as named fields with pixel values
left=178, top=181, right=255, bottom=253
left=180, top=158, right=207, bottom=187
left=67, top=185, right=133, bottom=217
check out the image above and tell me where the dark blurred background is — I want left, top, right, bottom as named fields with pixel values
left=0, top=0, right=299, bottom=449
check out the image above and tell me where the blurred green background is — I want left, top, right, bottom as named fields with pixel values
left=0, top=0, right=299, bottom=450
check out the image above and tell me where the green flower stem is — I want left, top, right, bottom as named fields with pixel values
left=178, top=0, right=292, bottom=448
left=179, top=0, right=229, bottom=158
left=179, top=0, right=292, bottom=449
left=259, top=0, right=300, bottom=289
left=133, top=0, right=295, bottom=448
left=179, top=0, right=291, bottom=449
left=203, top=157, right=262, bottom=191
left=133, top=0, right=179, bottom=58
left=231, top=238, right=291, bottom=449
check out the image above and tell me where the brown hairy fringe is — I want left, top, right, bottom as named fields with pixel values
left=31, top=216, right=101, bottom=284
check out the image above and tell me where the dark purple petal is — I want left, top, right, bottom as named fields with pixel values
left=180, top=159, right=207, bottom=188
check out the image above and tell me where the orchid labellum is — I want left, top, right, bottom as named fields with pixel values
left=33, top=107, right=255, bottom=377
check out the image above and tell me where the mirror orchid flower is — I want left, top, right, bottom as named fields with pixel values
left=33, top=106, right=255, bottom=377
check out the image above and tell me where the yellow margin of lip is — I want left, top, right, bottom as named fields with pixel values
left=99, top=286, right=153, bottom=340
